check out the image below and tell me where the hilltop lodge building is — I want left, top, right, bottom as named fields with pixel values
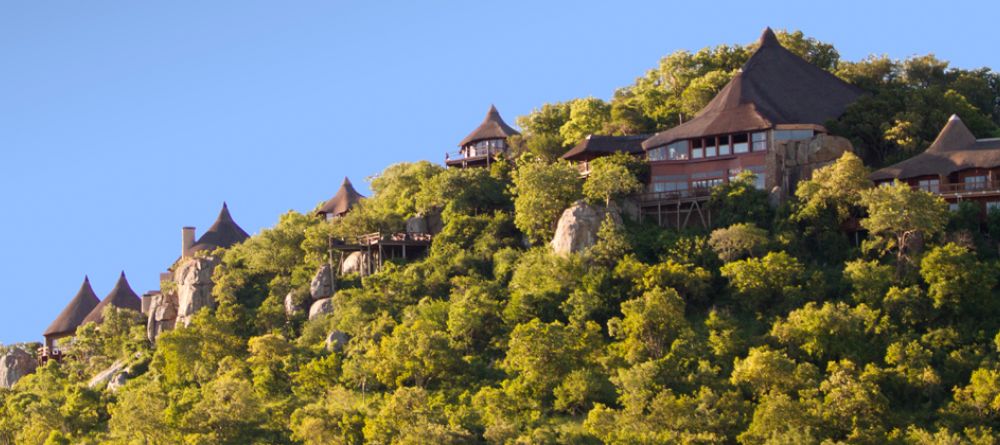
left=42, top=27, right=1000, bottom=352
left=447, top=28, right=863, bottom=228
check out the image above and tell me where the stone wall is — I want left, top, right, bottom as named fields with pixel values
left=765, top=133, right=853, bottom=204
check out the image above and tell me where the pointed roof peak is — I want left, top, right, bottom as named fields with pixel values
left=459, top=104, right=520, bottom=147
left=44, top=276, right=102, bottom=338
left=927, top=114, right=978, bottom=153
left=758, top=27, right=779, bottom=47
left=82, top=272, right=141, bottom=325
left=187, top=203, right=249, bottom=254
left=319, top=177, right=365, bottom=217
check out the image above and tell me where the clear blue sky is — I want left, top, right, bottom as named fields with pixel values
left=1, top=1, right=997, bottom=344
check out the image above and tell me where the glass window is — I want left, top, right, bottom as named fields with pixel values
left=692, top=147, right=703, bottom=159
left=987, top=201, right=1000, bottom=212
left=647, top=147, right=666, bottom=161
left=718, top=135, right=731, bottom=156
left=751, top=132, right=767, bottom=151
left=774, top=129, right=814, bottom=141
left=667, top=141, right=689, bottom=160
left=755, top=173, right=766, bottom=190
left=917, top=179, right=940, bottom=193
left=732, top=134, right=749, bottom=154
left=949, top=203, right=960, bottom=212
left=964, top=175, right=987, bottom=190
left=705, top=137, right=717, bottom=157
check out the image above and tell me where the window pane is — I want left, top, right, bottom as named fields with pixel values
left=692, top=148, right=703, bottom=159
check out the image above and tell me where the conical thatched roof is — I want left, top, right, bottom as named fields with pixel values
left=318, top=177, right=364, bottom=218
left=458, top=105, right=520, bottom=147
left=871, top=115, right=1000, bottom=181
left=43, top=276, right=101, bottom=339
left=643, top=28, right=863, bottom=149
left=188, top=203, right=250, bottom=254
left=81, top=272, right=142, bottom=325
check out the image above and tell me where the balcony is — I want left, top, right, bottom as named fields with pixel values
left=638, top=187, right=713, bottom=204
left=445, top=147, right=506, bottom=167
left=930, top=180, right=1000, bottom=197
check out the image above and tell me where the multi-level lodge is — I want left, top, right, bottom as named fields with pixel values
left=872, top=114, right=1000, bottom=212
left=637, top=28, right=862, bottom=227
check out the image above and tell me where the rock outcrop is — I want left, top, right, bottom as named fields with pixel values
left=766, top=134, right=854, bottom=203
left=325, top=330, right=350, bottom=353
left=405, top=210, right=443, bottom=235
left=147, top=291, right=178, bottom=342
left=341, top=251, right=365, bottom=275
left=309, top=298, right=334, bottom=320
left=88, top=359, right=128, bottom=389
left=175, top=257, right=220, bottom=327
left=550, top=200, right=622, bottom=255
left=310, top=264, right=334, bottom=300
left=0, top=348, right=37, bottom=389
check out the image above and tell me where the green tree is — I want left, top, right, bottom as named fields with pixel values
left=583, top=152, right=644, bottom=206
left=559, top=97, right=612, bottom=146
left=794, top=151, right=872, bottom=223
left=859, top=180, right=949, bottom=273
left=608, top=287, right=689, bottom=364
left=709, top=222, right=770, bottom=262
left=920, top=243, right=996, bottom=311
left=511, top=159, right=583, bottom=244
left=720, top=251, right=805, bottom=311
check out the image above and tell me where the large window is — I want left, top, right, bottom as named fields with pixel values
left=647, top=147, right=666, bottom=161
left=652, top=181, right=689, bottom=193
left=733, top=133, right=749, bottom=154
left=692, top=178, right=724, bottom=189
left=752, top=132, right=767, bottom=151
left=918, top=179, right=940, bottom=193
left=667, top=141, right=688, bottom=160
left=988, top=201, right=1000, bottom=212
left=774, top=129, right=814, bottom=141
left=691, top=138, right=704, bottom=159
left=705, top=137, right=717, bottom=157
left=964, top=175, right=987, bottom=190
left=718, top=135, right=731, bottom=156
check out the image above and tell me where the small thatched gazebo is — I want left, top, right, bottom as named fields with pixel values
left=43, top=276, right=101, bottom=348
left=317, top=177, right=364, bottom=221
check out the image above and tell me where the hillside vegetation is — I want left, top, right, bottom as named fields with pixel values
left=3, top=30, right=1000, bottom=445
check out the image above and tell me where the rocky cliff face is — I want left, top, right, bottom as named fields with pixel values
left=310, top=264, right=334, bottom=300
left=767, top=134, right=854, bottom=203
left=175, top=257, right=220, bottom=327
left=0, top=348, right=37, bottom=389
left=147, top=256, right=221, bottom=341
left=550, top=200, right=622, bottom=255
left=341, top=251, right=366, bottom=275
left=147, top=291, right=178, bottom=342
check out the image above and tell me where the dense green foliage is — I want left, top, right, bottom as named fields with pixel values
left=5, top=30, right=1000, bottom=445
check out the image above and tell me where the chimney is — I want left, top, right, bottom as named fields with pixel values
left=182, top=226, right=196, bottom=258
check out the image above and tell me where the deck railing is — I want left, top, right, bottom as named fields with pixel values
left=358, top=232, right=433, bottom=245
left=638, top=187, right=713, bottom=203
left=445, top=147, right=506, bottom=163
left=935, top=180, right=1000, bottom=196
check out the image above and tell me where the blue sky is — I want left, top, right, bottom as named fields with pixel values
left=1, top=1, right=997, bottom=344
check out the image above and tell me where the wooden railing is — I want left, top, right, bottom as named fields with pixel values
left=445, top=147, right=505, bottom=162
left=935, top=180, right=1000, bottom=195
left=638, top=187, right=713, bottom=203
left=358, top=232, right=433, bottom=245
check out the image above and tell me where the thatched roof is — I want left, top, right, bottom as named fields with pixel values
left=81, top=272, right=142, bottom=325
left=188, top=203, right=250, bottom=253
left=43, top=276, right=101, bottom=339
left=871, top=115, right=1000, bottom=181
left=318, top=177, right=364, bottom=217
left=458, top=105, right=520, bottom=147
left=562, top=134, right=649, bottom=161
left=643, top=28, right=863, bottom=149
